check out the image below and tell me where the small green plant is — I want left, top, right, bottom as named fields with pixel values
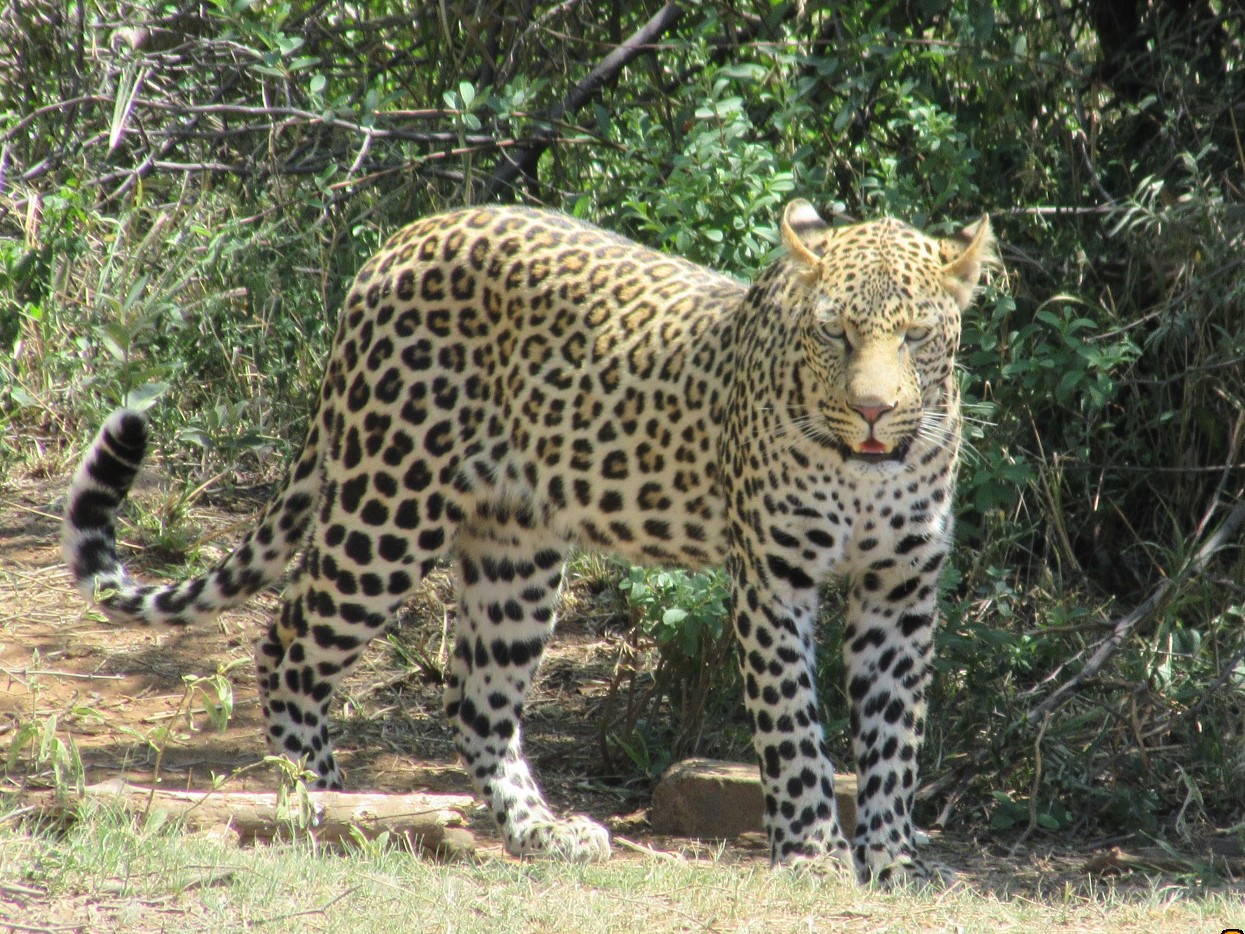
left=115, top=661, right=242, bottom=785
left=988, top=789, right=1075, bottom=833
left=5, top=710, right=91, bottom=795
left=268, top=755, right=319, bottom=834
left=618, top=567, right=729, bottom=662
left=345, top=825, right=396, bottom=859
left=603, top=566, right=740, bottom=776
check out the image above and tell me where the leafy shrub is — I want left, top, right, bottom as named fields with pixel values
left=603, top=567, right=741, bottom=776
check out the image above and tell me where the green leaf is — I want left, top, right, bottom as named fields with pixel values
left=662, top=607, right=689, bottom=626
left=10, top=387, right=36, bottom=407
left=124, top=382, right=169, bottom=411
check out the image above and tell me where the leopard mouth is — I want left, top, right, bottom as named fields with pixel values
left=838, top=439, right=910, bottom=464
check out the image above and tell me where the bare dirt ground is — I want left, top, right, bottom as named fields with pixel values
left=1, top=472, right=678, bottom=848
left=3, top=471, right=1243, bottom=903
left=0, top=474, right=635, bottom=825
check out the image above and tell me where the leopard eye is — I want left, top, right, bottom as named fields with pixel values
left=905, top=324, right=931, bottom=345
left=820, top=319, right=849, bottom=347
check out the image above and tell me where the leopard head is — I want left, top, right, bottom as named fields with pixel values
left=778, top=199, right=995, bottom=468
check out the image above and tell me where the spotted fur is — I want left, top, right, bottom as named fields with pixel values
left=64, top=200, right=994, bottom=882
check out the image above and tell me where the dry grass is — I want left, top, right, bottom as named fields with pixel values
left=3, top=806, right=1243, bottom=934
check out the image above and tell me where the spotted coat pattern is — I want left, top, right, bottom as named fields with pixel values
left=64, top=200, right=994, bottom=883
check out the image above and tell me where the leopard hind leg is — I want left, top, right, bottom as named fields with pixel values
left=254, top=535, right=437, bottom=788
left=446, top=504, right=610, bottom=861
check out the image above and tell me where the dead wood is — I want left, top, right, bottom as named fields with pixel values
left=484, top=2, right=684, bottom=199
left=1026, top=497, right=1245, bottom=726
left=23, top=779, right=477, bottom=858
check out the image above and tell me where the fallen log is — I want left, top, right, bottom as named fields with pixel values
left=23, top=778, right=477, bottom=858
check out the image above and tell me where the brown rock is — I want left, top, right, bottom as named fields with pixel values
left=651, top=758, right=857, bottom=841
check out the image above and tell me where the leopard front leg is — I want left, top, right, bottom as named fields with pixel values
left=843, top=544, right=950, bottom=887
left=728, top=551, right=854, bottom=878
left=446, top=508, right=610, bottom=862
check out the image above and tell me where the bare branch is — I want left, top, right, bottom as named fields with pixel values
left=484, top=2, right=683, bottom=201
left=1026, top=497, right=1245, bottom=726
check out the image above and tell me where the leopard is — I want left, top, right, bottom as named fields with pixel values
left=64, top=198, right=994, bottom=885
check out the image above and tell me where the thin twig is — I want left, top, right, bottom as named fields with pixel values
left=994, top=204, right=1114, bottom=216
left=250, top=885, right=360, bottom=926
left=613, top=836, right=686, bottom=861
left=1057, top=460, right=1245, bottom=474
left=1026, top=497, right=1245, bottom=726
left=0, top=668, right=126, bottom=681
left=1014, top=710, right=1050, bottom=849
left=0, top=918, right=77, bottom=934
left=0, top=807, right=38, bottom=828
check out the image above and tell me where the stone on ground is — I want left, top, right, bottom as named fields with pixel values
left=651, top=758, right=857, bottom=840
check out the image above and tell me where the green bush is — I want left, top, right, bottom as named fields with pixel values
left=605, top=567, right=741, bottom=776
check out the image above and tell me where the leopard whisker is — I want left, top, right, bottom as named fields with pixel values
left=914, top=413, right=960, bottom=450
left=762, top=412, right=835, bottom=457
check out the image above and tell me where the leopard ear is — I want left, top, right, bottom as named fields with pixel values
left=781, top=199, right=829, bottom=271
left=940, top=214, right=996, bottom=308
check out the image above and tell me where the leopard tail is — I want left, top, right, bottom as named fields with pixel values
left=62, top=409, right=321, bottom=626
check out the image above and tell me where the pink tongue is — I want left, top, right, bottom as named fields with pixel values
left=860, top=439, right=888, bottom=454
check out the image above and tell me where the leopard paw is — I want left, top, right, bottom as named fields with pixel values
left=774, top=835, right=855, bottom=881
left=866, top=852, right=956, bottom=889
left=507, top=815, right=611, bottom=862
left=782, top=850, right=856, bottom=882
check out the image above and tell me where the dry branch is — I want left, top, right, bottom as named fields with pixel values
left=0, top=3, right=710, bottom=211
left=484, top=2, right=684, bottom=199
left=1026, top=497, right=1245, bottom=726
left=24, top=779, right=476, bottom=858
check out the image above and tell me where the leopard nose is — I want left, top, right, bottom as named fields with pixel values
left=850, top=400, right=895, bottom=425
